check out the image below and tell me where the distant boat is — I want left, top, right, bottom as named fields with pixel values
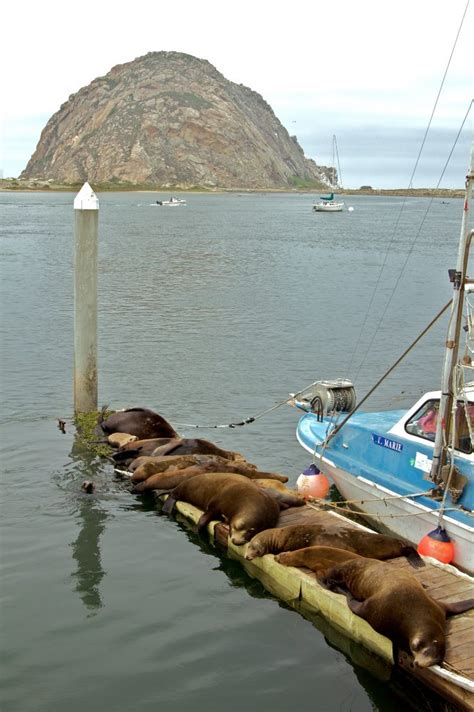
left=313, top=135, right=344, bottom=212
left=313, top=192, right=345, bottom=212
left=156, top=197, right=187, bottom=206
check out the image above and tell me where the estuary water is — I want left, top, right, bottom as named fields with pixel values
left=0, top=190, right=464, bottom=712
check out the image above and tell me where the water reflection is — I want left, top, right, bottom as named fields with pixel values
left=69, top=437, right=107, bottom=615
left=70, top=499, right=107, bottom=614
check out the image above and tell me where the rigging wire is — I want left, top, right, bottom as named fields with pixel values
left=406, top=0, right=470, bottom=190
left=345, top=0, right=471, bottom=380
left=352, top=100, right=473, bottom=383
left=349, top=99, right=472, bottom=382
left=320, top=299, right=452, bottom=446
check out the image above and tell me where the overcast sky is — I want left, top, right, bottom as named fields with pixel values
left=1, top=0, right=472, bottom=188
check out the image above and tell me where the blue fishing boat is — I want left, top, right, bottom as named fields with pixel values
left=293, top=148, right=474, bottom=574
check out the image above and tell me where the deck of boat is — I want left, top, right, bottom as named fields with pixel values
left=158, top=495, right=474, bottom=711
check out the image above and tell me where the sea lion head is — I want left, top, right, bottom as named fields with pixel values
left=245, top=535, right=267, bottom=560
left=229, top=517, right=257, bottom=546
left=409, top=629, right=445, bottom=668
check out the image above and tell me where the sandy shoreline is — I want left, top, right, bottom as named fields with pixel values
left=0, top=178, right=464, bottom=199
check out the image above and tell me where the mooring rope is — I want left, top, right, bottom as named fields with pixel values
left=172, top=379, right=323, bottom=429
left=317, top=489, right=435, bottom=506
left=307, top=499, right=471, bottom=519
left=173, top=300, right=451, bottom=432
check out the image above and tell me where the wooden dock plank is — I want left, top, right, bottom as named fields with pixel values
left=447, top=616, right=474, bottom=635
left=425, top=580, right=474, bottom=598
left=157, top=495, right=474, bottom=709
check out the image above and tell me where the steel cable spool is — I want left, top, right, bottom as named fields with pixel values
left=309, top=380, right=356, bottom=415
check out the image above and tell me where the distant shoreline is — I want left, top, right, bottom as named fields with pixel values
left=0, top=178, right=464, bottom=199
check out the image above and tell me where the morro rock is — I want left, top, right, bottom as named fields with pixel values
left=21, top=51, right=329, bottom=189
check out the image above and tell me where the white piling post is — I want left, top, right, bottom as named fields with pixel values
left=74, top=182, right=99, bottom=414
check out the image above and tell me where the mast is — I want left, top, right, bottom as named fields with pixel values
left=430, top=144, right=474, bottom=485
left=333, top=134, right=343, bottom=190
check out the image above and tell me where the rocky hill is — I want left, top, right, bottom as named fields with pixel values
left=21, top=52, right=331, bottom=190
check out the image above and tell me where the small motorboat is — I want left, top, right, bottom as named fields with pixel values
left=156, top=196, right=187, bottom=206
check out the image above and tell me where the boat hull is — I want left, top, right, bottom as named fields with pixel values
left=313, top=202, right=344, bottom=212
left=305, top=451, right=473, bottom=573
left=296, top=406, right=474, bottom=574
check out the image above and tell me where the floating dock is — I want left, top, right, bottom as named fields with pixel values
left=155, top=494, right=474, bottom=711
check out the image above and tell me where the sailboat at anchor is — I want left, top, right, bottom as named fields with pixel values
left=313, top=135, right=345, bottom=212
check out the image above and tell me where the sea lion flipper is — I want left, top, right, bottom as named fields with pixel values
left=197, top=510, right=215, bottom=533
left=317, top=575, right=346, bottom=593
left=162, top=495, right=177, bottom=515
left=402, top=546, right=425, bottom=568
left=441, top=598, right=474, bottom=617
left=346, top=595, right=366, bottom=617
left=113, top=449, right=139, bottom=462
left=153, top=442, right=180, bottom=457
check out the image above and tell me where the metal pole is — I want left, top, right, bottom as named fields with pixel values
left=74, top=182, right=99, bottom=414
left=430, top=144, right=474, bottom=483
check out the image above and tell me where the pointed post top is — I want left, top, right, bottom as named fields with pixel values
left=74, top=182, right=99, bottom=210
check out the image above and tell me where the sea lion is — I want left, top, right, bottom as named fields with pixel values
left=112, top=437, right=175, bottom=463
left=246, top=524, right=424, bottom=568
left=131, top=472, right=303, bottom=508
left=317, top=555, right=474, bottom=668
left=275, top=546, right=363, bottom=574
left=81, top=480, right=95, bottom=494
left=162, top=472, right=280, bottom=545
left=131, top=461, right=289, bottom=490
left=151, top=438, right=246, bottom=461
left=98, top=407, right=179, bottom=440
left=130, top=454, right=256, bottom=483
left=253, top=480, right=305, bottom=509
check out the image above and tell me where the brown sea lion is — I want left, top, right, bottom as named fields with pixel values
left=275, top=546, right=362, bottom=574
left=98, top=407, right=179, bottom=440
left=112, top=438, right=175, bottom=464
left=162, top=472, right=280, bottom=545
left=253, top=480, right=305, bottom=509
left=317, top=555, right=474, bottom=668
left=131, top=461, right=289, bottom=490
left=132, top=472, right=303, bottom=509
left=130, top=454, right=256, bottom=483
left=246, top=524, right=424, bottom=568
left=151, top=438, right=246, bottom=461
left=81, top=480, right=95, bottom=494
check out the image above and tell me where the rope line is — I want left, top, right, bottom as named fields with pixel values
left=320, top=489, right=435, bottom=506
left=172, top=379, right=323, bottom=429
left=307, top=499, right=472, bottom=520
